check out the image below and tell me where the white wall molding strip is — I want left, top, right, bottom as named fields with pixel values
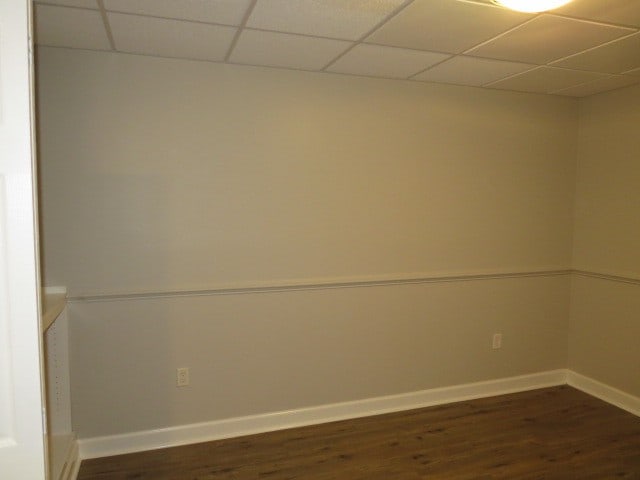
left=78, top=369, right=567, bottom=459
left=67, top=269, right=572, bottom=302
left=573, top=269, right=640, bottom=286
left=567, top=371, right=640, bottom=418
left=57, top=269, right=640, bottom=304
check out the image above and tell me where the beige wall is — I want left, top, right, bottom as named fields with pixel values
left=569, top=84, right=640, bottom=397
left=38, top=48, right=576, bottom=297
left=37, top=48, right=577, bottom=438
left=572, top=84, right=640, bottom=277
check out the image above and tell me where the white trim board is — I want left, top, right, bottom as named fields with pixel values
left=79, top=370, right=567, bottom=459
left=567, top=371, right=640, bottom=418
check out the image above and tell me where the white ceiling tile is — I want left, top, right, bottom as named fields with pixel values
left=552, top=32, right=640, bottom=74
left=468, top=14, right=635, bottom=64
left=35, top=0, right=98, bottom=7
left=488, top=66, right=608, bottom=94
left=413, top=55, right=534, bottom=86
left=327, top=44, right=450, bottom=79
left=230, top=30, right=351, bottom=71
left=108, top=13, right=236, bottom=61
left=366, top=0, right=532, bottom=54
left=247, top=0, right=405, bottom=41
left=553, top=74, right=640, bottom=97
left=104, top=0, right=253, bottom=26
left=35, top=4, right=110, bottom=50
left=554, top=0, right=640, bottom=28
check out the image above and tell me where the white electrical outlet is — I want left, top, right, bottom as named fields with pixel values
left=177, top=367, right=190, bottom=386
left=492, top=333, right=502, bottom=349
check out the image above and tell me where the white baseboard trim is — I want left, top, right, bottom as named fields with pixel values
left=79, top=369, right=567, bottom=459
left=566, top=371, right=640, bottom=417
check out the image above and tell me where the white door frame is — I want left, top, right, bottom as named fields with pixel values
left=0, top=0, right=48, bottom=478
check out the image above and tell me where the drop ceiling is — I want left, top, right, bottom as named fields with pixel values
left=34, top=0, right=640, bottom=97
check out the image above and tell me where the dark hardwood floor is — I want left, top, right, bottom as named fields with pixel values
left=78, top=386, right=640, bottom=479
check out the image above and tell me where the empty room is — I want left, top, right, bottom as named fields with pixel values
left=1, top=0, right=639, bottom=478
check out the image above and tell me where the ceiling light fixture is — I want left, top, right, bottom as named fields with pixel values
left=491, top=0, right=573, bottom=13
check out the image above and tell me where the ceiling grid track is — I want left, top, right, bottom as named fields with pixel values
left=319, top=0, right=417, bottom=71
left=96, top=0, right=116, bottom=51
left=224, top=0, right=259, bottom=62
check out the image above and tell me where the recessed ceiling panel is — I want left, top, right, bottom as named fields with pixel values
left=35, top=4, right=110, bottom=50
left=554, top=0, right=640, bottom=28
left=104, top=0, right=253, bottom=26
left=413, top=56, right=534, bottom=86
left=327, top=44, right=450, bottom=79
left=553, top=74, right=640, bottom=97
left=366, top=0, right=532, bottom=54
left=552, top=33, right=640, bottom=74
left=108, top=13, right=236, bottom=61
left=230, top=30, right=352, bottom=71
left=247, top=0, right=406, bottom=40
left=488, top=66, right=608, bottom=94
left=468, top=14, right=635, bottom=65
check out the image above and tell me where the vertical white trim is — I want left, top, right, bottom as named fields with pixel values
left=0, top=176, right=12, bottom=446
left=45, top=309, right=72, bottom=435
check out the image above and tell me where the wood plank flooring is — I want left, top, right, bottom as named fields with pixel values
left=78, top=386, right=640, bottom=479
